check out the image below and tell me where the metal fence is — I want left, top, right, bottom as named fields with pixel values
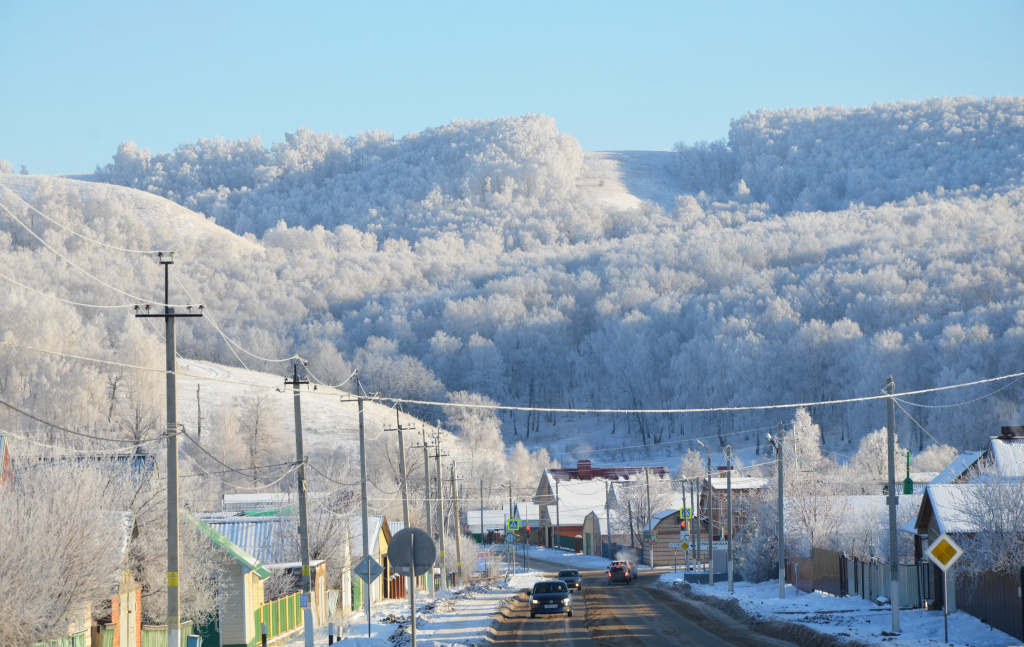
left=254, top=592, right=303, bottom=641
left=955, top=568, right=1024, bottom=641
left=786, top=548, right=926, bottom=608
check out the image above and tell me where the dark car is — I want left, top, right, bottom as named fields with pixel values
left=529, top=580, right=573, bottom=617
left=557, top=569, right=581, bottom=590
left=607, top=562, right=630, bottom=585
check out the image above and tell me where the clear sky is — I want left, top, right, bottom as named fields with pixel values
left=2, top=0, right=1022, bottom=175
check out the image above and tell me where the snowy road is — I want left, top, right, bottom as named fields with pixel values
left=490, top=554, right=801, bottom=647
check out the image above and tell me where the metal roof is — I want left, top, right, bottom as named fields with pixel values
left=990, top=439, right=1024, bottom=477
left=918, top=484, right=986, bottom=535
left=202, top=515, right=299, bottom=565
left=223, top=493, right=293, bottom=511
left=349, top=515, right=386, bottom=557
left=643, top=509, right=681, bottom=531
left=708, top=476, right=769, bottom=491
left=186, top=512, right=272, bottom=579
left=930, top=451, right=985, bottom=485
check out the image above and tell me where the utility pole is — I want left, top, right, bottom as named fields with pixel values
left=645, top=468, right=652, bottom=534
left=452, top=462, right=463, bottom=586
left=767, top=422, right=785, bottom=599
left=697, top=439, right=713, bottom=585
left=385, top=412, right=413, bottom=527
left=480, top=479, right=485, bottom=547
left=555, top=479, right=561, bottom=551
left=286, top=364, right=314, bottom=647
left=886, top=376, right=901, bottom=633
left=134, top=251, right=202, bottom=647
left=356, top=373, right=371, bottom=632
left=508, top=482, right=515, bottom=576
left=605, top=481, right=612, bottom=559
left=726, top=444, right=734, bottom=593
left=433, top=426, right=447, bottom=591
left=421, top=429, right=434, bottom=595
left=691, top=478, right=699, bottom=571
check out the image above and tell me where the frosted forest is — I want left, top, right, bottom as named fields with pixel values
left=4, top=95, right=1024, bottom=461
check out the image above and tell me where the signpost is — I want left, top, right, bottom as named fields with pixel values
left=354, top=555, right=383, bottom=639
left=389, top=528, right=437, bottom=647
left=926, top=533, right=964, bottom=643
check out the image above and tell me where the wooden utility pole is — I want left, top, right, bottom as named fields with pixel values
left=134, top=251, right=202, bottom=647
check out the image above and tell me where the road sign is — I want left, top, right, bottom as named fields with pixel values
left=926, top=533, right=964, bottom=572
left=389, top=527, right=437, bottom=577
left=300, top=593, right=308, bottom=608
left=507, top=518, right=520, bottom=531
left=679, top=507, right=693, bottom=519
left=668, top=542, right=690, bottom=549
left=642, top=530, right=656, bottom=545
left=698, top=540, right=729, bottom=551
left=354, top=555, right=384, bottom=583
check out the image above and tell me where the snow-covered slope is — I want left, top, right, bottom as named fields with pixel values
left=577, top=151, right=684, bottom=212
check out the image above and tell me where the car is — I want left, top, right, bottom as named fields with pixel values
left=607, top=562, right=630, bottom=585
left=529, top=580, right=573, bottom=617
left=557, top=569, right=581, bottom=590
left=624, top=560, right=638, bottom=579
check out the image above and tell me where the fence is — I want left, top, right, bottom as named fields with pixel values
left=955, top=568, right=1024, bottom=641
left=140, top=623, right=194, bottom=647
left=785, top=548, right=926, bottom=608
left=254, top=593, right=303, bottom=642
left=33, top=630, right=88, bottom=647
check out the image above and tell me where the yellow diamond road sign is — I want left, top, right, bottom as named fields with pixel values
left=926, top=533, right=964, bottom=572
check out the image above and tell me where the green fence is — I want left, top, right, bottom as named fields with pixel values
left=33, top=629, right=88, bottom=647
left=140, top=622, right=194, bottom=647
left=254, top=592, right=302, bottom=640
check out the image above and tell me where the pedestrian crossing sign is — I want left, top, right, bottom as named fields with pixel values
left=507, top=518, right=520, bottom=531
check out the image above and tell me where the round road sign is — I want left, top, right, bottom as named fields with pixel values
left=389, top=527, right=437, bottom=577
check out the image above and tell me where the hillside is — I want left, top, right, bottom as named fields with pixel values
left=4, top=98, right=1024, bottom=475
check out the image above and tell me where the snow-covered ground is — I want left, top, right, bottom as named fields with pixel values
left=657, top=573, right=1020, bottom=647
left=286, top=570, right=541, bottom=647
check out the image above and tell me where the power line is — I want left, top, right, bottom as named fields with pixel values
left=0, top=199, right=190, bottom=307
left=0, top=180, right=168, bottom=255
left=0, top=396, right=177, bottom=446
left=0, top=268, right=137, bottom=309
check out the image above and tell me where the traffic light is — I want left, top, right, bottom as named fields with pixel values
left=526, top=525, right=531, bottom=538
left=680, top=519, right=687, bottom=531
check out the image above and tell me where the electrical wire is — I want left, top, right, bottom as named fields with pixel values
left=0, top=180, right=168, bottom=254
left=0, top=268, right=138, bottom=309
left=0, top=396, right=178, bottom=446
left=895, top=400, right=945, bottom=448
left=895, top=375, right=1024, bottom=409
left=378, top=369, right=1024, bottom=414
left=0, top=199, right=191, bottom=307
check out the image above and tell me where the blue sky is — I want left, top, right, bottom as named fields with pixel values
left=2, top=1, right=1022, bottom=175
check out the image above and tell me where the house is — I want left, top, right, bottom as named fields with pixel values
left=533, top=460, right=669, bottom=551
left=384, top=521, right=431, bottom=596
left=202, top=515, right=300, bottom=565
left=349, top=515, right=394, bottom=609
left=186, top=513, right=272, bottom=647
left=464, top=508, right=508, bottom=544
left=581, top=511, right=603, bottom=556
left=702, top=473, right=768, bottom=541
left=642, top=509, right=691, bottom=567
left=91, top=512, right=143, bottom=647
left=223, top=492, right=294, bottom=512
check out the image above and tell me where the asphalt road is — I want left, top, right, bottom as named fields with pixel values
left=486, top=556, right=800, bottom=647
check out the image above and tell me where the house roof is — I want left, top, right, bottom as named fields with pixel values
left=915, top=484, right=987, bottom=535
left=387, top=521, right=405, bottom=536
left=541, top=475, right=613, bottom=525
left=708, top=476, right=769, bottom=491
left=223, top=493, right=294, bottom=511
left=349, top=515, right=387, bottom=557
left=990, top=438, right=1024, bottom=478
left=186, top=512, right=272, bottom=579
left=643, top=509, right=681, bottom=532
left=465, top=510, right=508, bottom=534
left=930, top=451, right=985, bottom=485
left=506, top=502, right=540, bottom=523
left=547, top=461, right=669, bottom=482
left=202, top=515, right=299, bottom=565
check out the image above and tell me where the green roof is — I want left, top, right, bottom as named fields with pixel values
left=184, top=512, right=272, bottom=579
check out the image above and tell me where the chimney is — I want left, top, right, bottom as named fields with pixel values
left=1000, top=426, right=1024, bottom=439
left=577, top=460, right=593, bottom=480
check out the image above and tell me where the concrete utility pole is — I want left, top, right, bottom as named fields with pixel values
left=356, top=373, right=372, bottom=630
left=286, top=364, right=314, bottom=647
left=697, top=439, right=713, bottom=585
left=645, top=468, right=653, bottom=532
left=452, top=462, right=463, bottom=586
left=134, top=251, right=201, bottom=647
left=420, top=429, right=434, bottom=595
left=434, top=426, right=446, bottom=591
left=886, top=376, right=901, bottom=633
left=605, top=481, right=612, bottom=559
left=508, top=482, right=515, bottom=576
left=480, top=479, right=485, bottom=547
left=555, top=479, right=561, bottom=550
left=726, top=445, right=734, bottom=593
left=767, top=422, right=786, bottom=600
left=691, top=478, right=699, bottom=571
left=385, top=411, right=412, bottom=527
